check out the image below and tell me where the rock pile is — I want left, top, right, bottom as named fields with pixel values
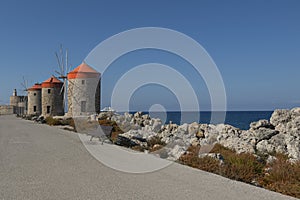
left=98, top=108, right=300, bottom=161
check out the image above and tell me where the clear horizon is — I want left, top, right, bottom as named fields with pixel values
left=0, top=0, right=299, bottom=111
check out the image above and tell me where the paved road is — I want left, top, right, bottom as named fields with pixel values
left=0, top=115, right=297, bottom=200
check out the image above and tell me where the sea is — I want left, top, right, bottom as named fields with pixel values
left=132, top=111, right=273, bottom=130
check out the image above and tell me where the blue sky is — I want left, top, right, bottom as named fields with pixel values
left=0, top=0, right=299, bottom=111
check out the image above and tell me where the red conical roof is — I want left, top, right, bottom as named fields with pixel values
left=41, top=76, right=63, bottom=88
left=67, top=62, right=100, bottom=79
left=28, top=83, right=42, bottom=91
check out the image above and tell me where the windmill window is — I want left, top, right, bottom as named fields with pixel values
left=33, top=106, right=36, bottom=112
left=48, top=89, right=51, bottom=94
left=47, top=106, right=51, bottom=114
left=81, top=101, right=86, bottom=112
left=34, top=93, right=36, bottom=96
left=82, top=80, right=85, bottom=85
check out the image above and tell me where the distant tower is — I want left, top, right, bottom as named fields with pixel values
left=27, top=83, right=42, bottom=115
left=41, top=76, right=64, bottom=116
left=67, top=62, right=100, bottom=117
left=13, top=89, right=17, bottom=96
left=10, top=89, right=19, bottom=107
left=10, top=89, right=19, bottom=114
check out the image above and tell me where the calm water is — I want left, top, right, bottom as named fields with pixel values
left=132, top=111, right=273, bottom=130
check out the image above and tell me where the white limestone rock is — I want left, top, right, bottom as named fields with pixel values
left=188, top=122, right=199, bottom=135
left=250, top=119, right=274, bottom=130
left=270, top=109, right=291, bottom=127
left=167, top=145, right=186, bottom=161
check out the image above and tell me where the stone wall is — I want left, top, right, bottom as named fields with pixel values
left=0, top=105, right=14, bottom=115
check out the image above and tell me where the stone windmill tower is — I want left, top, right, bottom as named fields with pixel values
left=10, top=77, right=29, bottom=115
left=9, top=89, right=20, bottom=109
left=41, top=76, right=64, bottom=116
left=67, top=62, right=100, bottom=117
left=27, top=83, right=42, bottom=115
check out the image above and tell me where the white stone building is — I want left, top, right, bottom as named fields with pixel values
left=67, top=62, right=100, bottom=117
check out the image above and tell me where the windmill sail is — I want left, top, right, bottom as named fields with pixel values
left=16, top=76, right=29, bottom=115
left=54, top=45, right=71, bottom=114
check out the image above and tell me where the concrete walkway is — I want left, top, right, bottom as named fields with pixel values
left=0, top=115, right=297, bottom=200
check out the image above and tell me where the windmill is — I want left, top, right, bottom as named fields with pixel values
left=20, top=76, right=29, bottom=94
left=17, top=76, right=29, bottom=115
left=54, top=45, right=72, bottom=113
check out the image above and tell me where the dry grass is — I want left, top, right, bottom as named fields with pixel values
left=220, top=153, right=264, bottom=183
left=259, top=153, right=300, bottom=198
left=179, top=144, right=300, bottom=198
left=131, top=145, right=145, bottom=152
left=66, top=118, right=76, bottom=131
left=45, top=117, right=76, bottom=132
left=98, top=119, right=123, bottom=142
left=147, top=136, right=166, bottom=152
left=179, top=146, right=220, bottom=173
left=210, top=144, right=264, bottom=183
left=179, top=144, right=264, bottom=183
left=45, top=117, right=63, bottom=126
left=62, top=118, right=76, bottom=132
